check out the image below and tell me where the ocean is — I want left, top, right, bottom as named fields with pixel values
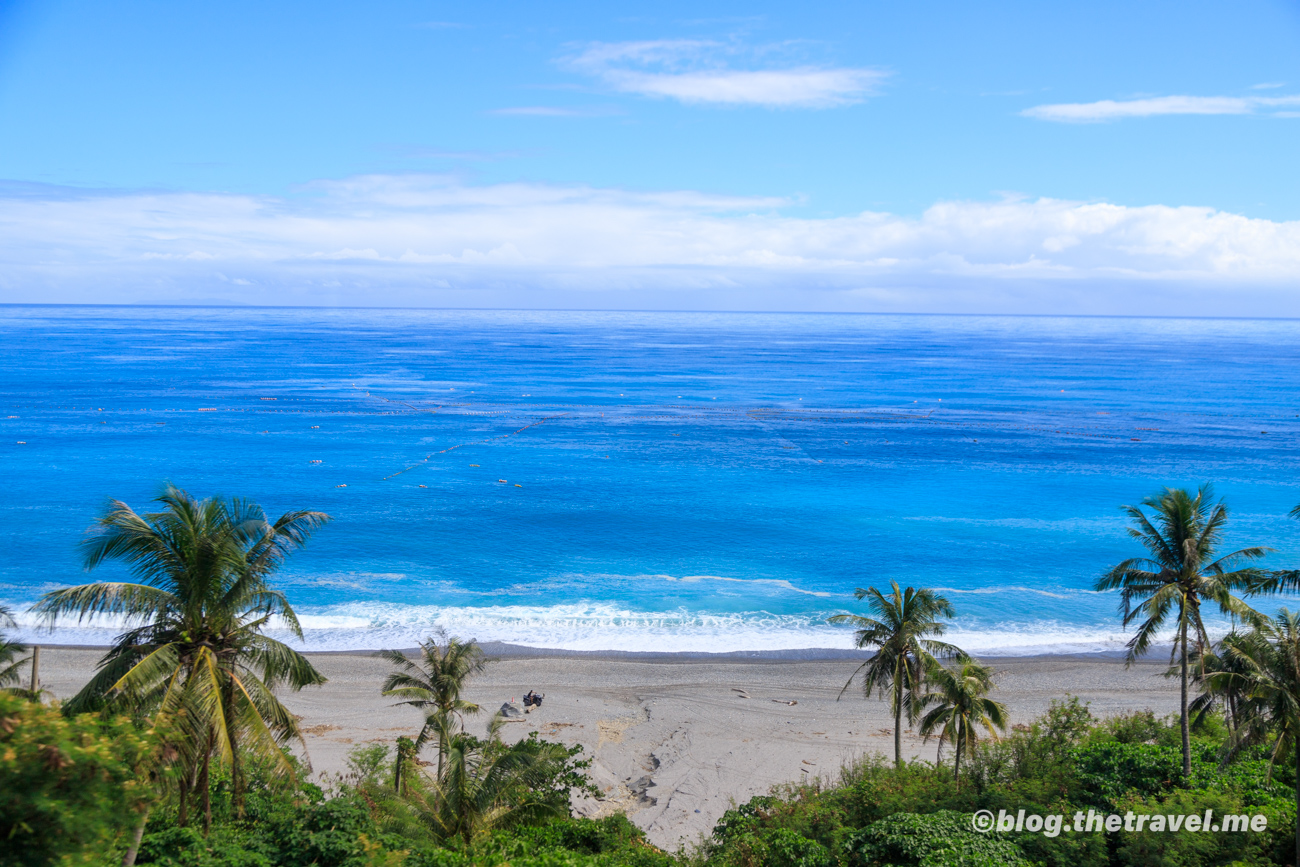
left=3, top=306, right=1299, bottom=655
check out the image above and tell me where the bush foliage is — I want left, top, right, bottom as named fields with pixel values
left=5, top=693, right=1300, bottom=867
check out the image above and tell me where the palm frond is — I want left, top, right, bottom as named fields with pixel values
left=33, top=583, right=179, bottom=625
left=243, top=634, right=326, bottom=691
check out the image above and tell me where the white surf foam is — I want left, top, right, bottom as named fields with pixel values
left=6, top=601, right=1155, bottom=656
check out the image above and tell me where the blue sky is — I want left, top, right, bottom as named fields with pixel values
left=0, top=0, right=1297, bottom=313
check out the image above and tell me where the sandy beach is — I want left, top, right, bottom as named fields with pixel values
left=35, top=646, right=1179, bottom=850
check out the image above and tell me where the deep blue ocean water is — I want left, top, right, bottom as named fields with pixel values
left=3, top=306, right=1299, bottom=654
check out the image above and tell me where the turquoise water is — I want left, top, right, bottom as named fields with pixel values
left=3, top=306, right=1299, bottom=653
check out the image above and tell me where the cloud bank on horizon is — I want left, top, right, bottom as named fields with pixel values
left=2, top=175, right=1296, bottom=315
left=0, top=1, right=1296, bottom=315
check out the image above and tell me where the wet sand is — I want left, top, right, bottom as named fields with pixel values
left=35, top=647, right=1178, bottom=850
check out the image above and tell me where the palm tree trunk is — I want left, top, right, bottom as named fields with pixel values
left=226, top=684, right=244, bottom=817
left=894, top=702, right=902, bottom=768
left=953, top=728, right=962, bottom=782
left=1294, top=744, right=1299, bottom=867
left=1180, top=618, right=1191, bottom=778
left=893, top=660, right=903, bottom=768
left=200, top=744, right=212, bottom=836
left=177, top=773, right=189, bottom=828
left=122, top=808, right=149, bottom=867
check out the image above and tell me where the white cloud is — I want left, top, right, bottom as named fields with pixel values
left=1, top=176, right=1298, bottom=314
left=1024, top=94, right=1300, bottom=122
left=565, top=39, right=885, bottom=108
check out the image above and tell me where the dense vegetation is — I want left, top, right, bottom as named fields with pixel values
left=700, top=699, right=1296, bottom=867
left=3, top=483, right=1300, bottom=866
left=4, top=692, right=1299, bottom=866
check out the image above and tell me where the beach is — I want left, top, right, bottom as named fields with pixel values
left=35, top=646, right=1180, bottom=850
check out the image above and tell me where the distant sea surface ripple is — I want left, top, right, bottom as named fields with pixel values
left=3, top=307, right=1299, bottom=655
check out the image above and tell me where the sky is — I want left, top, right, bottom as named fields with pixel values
left=0, top=0, right=1297, bottom=314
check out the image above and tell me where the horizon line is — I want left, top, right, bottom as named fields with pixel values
left=3, top=302, right=1299, bottom=324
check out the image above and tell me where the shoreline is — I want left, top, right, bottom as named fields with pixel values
left=15, top=639, right=1148, bottom=662
left=33, top=645, right=1178, bottom=849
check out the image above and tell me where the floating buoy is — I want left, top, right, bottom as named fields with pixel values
left=470, top=464, right=479, bottom=467
left=514, top=484, right=522, bottom=487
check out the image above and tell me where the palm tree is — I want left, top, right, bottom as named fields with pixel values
left=1265, top=502, right=1300, bottom=591
left=828, top=583, right=966, bottom=766
left=0, top=604, right=31, bottom=691
left=1095, top=485, right=1268, bottom=777
left=1205, top=609, right=1300, bottom=867
left=380, top=629, right=490, bottom=776
left=917, top=659, right=1008, bottom=781
left=409, top=715, right=574, bottom=846
left=33, top=484, right=329, bottom=830
left=1186, top=630, right=1267, bottom=733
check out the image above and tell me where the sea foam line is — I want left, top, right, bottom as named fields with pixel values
left=6, top=601, right=1146, bottom=656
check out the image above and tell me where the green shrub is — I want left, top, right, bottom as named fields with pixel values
left=0, top=694, right=158, bottom=867
left=846, top=811, right=1029, bottom=867
left=477, top=815, right=674, bottom=867
left=1070, top=741, right=1193, bottom=807
left=834, top=757, right=979, bottom=827
left=706, top=826, right=832, bottom=867
left=1113, top=787, right=1296, bottom=867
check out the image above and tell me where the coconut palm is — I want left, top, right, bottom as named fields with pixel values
left=1095, top=485, right=1268, bottom=777
left=828, top=583, right=967, bottom=766
left=1186, top=630, right=1268, bottom=733
left=1205, top=609, right=1300, bottom=866
left=0, top=604, right=31, bottom=691
left=409, top=715, right=574, bottom=846
left=1264, top=502, right=1300, bottom=592
left=917, top=659, right=1008, bottom=781
left=380, top=630, right=490, bottom=775
left=33, top=484, right=329, bottom=830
